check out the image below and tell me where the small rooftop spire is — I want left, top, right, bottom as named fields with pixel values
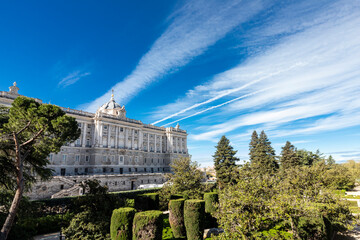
left=111, top=89, right=114, bottom=99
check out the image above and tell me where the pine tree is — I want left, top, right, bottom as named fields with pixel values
left=326, top=155, right=335, bottom=166
left=280, top=141, right=300, bottom=169
left=249, top=130, right=259, bottom=162
left=213, top=136, right=239, bottom=188
left=250, top=130, right=278, bottom=174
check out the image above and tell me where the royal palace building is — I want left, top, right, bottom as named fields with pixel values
left=0, top=82, right=188, bottom=198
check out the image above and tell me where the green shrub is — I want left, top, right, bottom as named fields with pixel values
left=298, top=216, right=326, bottom=239
left=168, top=199, right=186, bottom=238
left=132, top=210, right=163, bottom=240
left=110, top=207, right=136, bottom=240
left=135, top=193, right=159, bottom=211
left=62, top=210, right=110, bottom=240
left=204, top=192, right=218, bottom=228
left=184, top=200, right=205, bottom=240
left=125, top=199, right=135, bottom=208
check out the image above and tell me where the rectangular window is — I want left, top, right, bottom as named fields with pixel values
left=103, top=168, right=106, bottom=173
left=85, top=168, right=88, bottom=173
left=62, top=155, right=67, bottom=163
left=129, top=168, right=132, bottom=172
left=75, top=155, right=80, bottom=162
left=61, top=168, right=66, bottom=176
left=135, top=168, right=137, bottom=172
left=49, top=154, right=53, bottom=162
left=76, top=139, right=81, bottom=145
left=103, top=125, right=107, bottom=130
left=86, top=139, right=90, bottom=146
left=111, top=168, right=114, bottom=173
left=120, top=127, right=124, bottom=132
left=119, top=156, right=124, bottom=164
left=75, top=168, right=78, bottom=174
left=144, top=168, right=147, bottom=172
left=111, top=156, right=115, bottom=162
left=120, top=168, right=123, bottom=174
left=85, top=155, right=89, bottom=162
left=78, top=123, right=82, bottom=127
left=135, top=156, right=139, bottom=163
left=103, top=156, right=107, bottom=162
left=141, top=180, right=143, bottom=184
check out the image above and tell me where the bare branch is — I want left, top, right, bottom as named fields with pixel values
left=16, top=121, right=31, bottom=135
left=20, top=129, right=44, bottom=147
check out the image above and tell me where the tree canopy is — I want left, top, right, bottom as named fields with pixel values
left=0, top=97, right=80, bottom=240
left=213, top=135, right=239, bottom=188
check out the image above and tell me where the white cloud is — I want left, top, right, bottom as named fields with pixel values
left=83, top=0, right=267, bottom=112
left=58, top=71, right=91, bottom=88
left=152, top=0, right=360, bottom=142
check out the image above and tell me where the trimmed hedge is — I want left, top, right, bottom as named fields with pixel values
left=204, top=192, right=218, bottom=228
left=132, top=210, right=163, bottom=240
left=168, top=199, right=186, bottom=238
left=184, top=200, right=205, bottom=240
left=135, top=193, right=159, bottom=211
left=110, top=207, right=136, bottom=240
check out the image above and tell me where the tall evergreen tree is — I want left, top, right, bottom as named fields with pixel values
left=213, top=136, right=239, bottom=188
left=250, top=130, right=278, bottom=174
left=249, top=130, right=259, bottom=162
left=280, top=141, right=300, bottom=169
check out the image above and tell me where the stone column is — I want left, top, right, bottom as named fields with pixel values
left=115, top=126, right=118, bottom=149
left=82, top=123, right=87, bottom=147
left=160, top=136, right=162, bottom=153
left=125, top=128, right=128, bottom=149
left=154, top=134, right=157, bottom=152
left=147, top=134, right=150, bottom=152
left=138, top=130, right=143, bottom=150
left=131, top=129, right=134, bottom=150
left=107, top=124, right=111, bottom=148
left=99, top=123, right=103, bottom=147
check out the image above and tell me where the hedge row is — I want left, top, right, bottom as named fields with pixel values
left=204, top=192, right=218, bottom=228
left=110, top=207, right=136, bottom=240
left=135, top=193, right=159, bottom=211
left=168, top=199, right=185, bottom=238
left=184, top=200, right=205, bottom=240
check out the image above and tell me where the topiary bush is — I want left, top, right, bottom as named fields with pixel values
left=135, top=193, right=159, bottom=211
left=204, top=192, right=218, bottom=228
left=168, top=199, right=186, bottom=238
left=132, top=210, right=163, bottom=240
left=110, top=207, right=136, bottom=240
left=184, top=199, right=205, bottom=240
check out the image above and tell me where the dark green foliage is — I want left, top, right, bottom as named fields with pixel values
left=62, top=210, right=110, bottom=240
left=132, top=210, right=163, bottom=240
left=168, top=199, right=185, bottom=238
left=135, top=193, right=159, bottom=211
left=296, top=149, right=324, bottom=166
left=326, top=155, right=335, bottom=166
left=184, top=200, right=205, bottom=240
left=110, top=207, right=136, bottom=240
left=250, top=130, right=278, bottom=174
left=280, top=141, right=300, bottom=169
left=213, top=136, right=239, bottom=188
left=297, top=216, right=327, bottom=239
left=204, top=193, right=218, bottom=228
left=249, top=130, right=259, bottom=163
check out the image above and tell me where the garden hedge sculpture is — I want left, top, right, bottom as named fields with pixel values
left=135, top=193, right=159, bottom=211
left=169, top=199, right=186, bottom=238
left=184, top=199, right=205, bottom=240
left=132, top=210, right=163, bottom=240
left=110, top=207, right=136, bottom=240
left=204, top=192, right=218, bottom=228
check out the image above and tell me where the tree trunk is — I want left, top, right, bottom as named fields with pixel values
left=0, top=133, right=24, bottom=240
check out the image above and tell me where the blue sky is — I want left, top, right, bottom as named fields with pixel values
left=1, top=0, right=360, bottom=166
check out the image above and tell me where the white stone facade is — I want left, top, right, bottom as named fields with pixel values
left=0, top=83, right=188, bottom=198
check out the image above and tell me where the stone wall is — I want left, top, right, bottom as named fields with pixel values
left=26, top=173, right=165, bottom=200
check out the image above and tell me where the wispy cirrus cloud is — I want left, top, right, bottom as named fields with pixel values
left=83, top=0, right=269, bottom=112
left=58, top=70, right=91, bottom=88
left=150, top=0, right=360, bottom=142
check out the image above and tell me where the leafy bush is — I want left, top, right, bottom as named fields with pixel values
left=62, top=210, right=110, bottom=240
left=184, top=200, right=205, bottom=240
left=168, top=199, right=186, bottom=238
left=110, top=207, right=136, bottom=240
left=133, top=210, right=163, bottom=240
